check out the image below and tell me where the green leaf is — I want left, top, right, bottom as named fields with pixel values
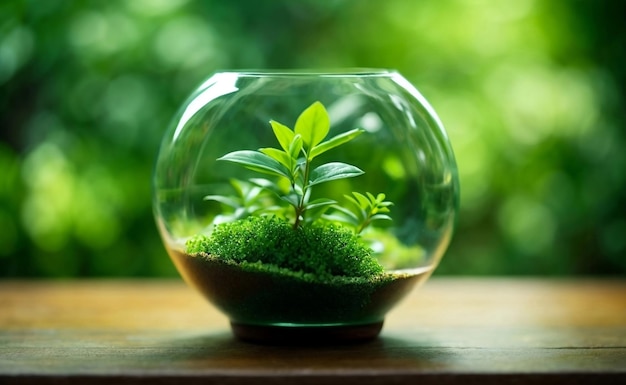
left=295, top=101, right=330, bottom=151
left=305, top=201, right=336, bottom=224
left=343, top=194, right=366, bottom=221
left=305, top=198, right=337, bottom=210
left=248, top=177, right=276, bottom=189
left=288, top=134, right=303, bottom=160
left=324, top=206, right=360, bottom=226
left=279, top=193, right=300, bottom=207
left=218, top=150, right=291, bottom=179
left=243, top=186, right=264, bottom=203
left=293, top=180, right=304, bottom=196
left=203, top=195, right=240, bottom=208
left=270, top=120, right=295, bottom=152
left=309, top=128, right=364, bottom=159
left=229, top=179, right=245, bottom=198
left=343, top=194, right=361, bottom=209
left=249, top=177, right=286, bottom=197
left=260, top=147, right=292, bottom=170
left=352, top=192, right=371, bottom=209
left=309, top=162, right=364, bottom=186
left=371, top=214, right=393, bottom=221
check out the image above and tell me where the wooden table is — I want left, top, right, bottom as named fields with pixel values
left=1, top=278, right=624, bottom=384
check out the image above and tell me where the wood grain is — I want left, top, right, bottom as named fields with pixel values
left=1, top=278, right=625, bottom=384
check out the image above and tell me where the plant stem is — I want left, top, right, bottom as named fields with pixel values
left=293, top=155, right=312, bottom=229
left=356, top=218, right=370, bottom=235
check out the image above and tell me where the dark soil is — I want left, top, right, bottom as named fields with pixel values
left=169, top=248, right=430, bottom=326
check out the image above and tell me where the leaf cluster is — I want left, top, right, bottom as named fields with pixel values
left=326, top=192, right=393, bottom=235
left=204, top=179, right=280, bottom=225
left=197, top=101, right=396, bottom=279
left=216, top=101, right=365, bottom=229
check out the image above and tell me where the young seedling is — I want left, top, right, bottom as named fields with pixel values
left=203, top=179, right=280, bottom=224
left=326, top=192, right=393, bottom=234
left=215, top=101, right=367, bottom=229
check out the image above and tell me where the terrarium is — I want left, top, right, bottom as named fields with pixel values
left=153, top=69, right=459, bottom=343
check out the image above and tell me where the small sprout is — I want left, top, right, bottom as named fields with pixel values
left=203, top=179, right=279, bottom=224
left=326, top=192, right=394, bottom=235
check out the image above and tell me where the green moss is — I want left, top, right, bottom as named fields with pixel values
left=186, top=216, right=384, bottom=280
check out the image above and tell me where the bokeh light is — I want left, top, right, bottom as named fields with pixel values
left=1, top=0, right=624, bottom=277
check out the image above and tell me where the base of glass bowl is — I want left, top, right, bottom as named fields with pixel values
left=230, top=321, right=384, bottom=344
left=168, top=247, right=436, bottom=344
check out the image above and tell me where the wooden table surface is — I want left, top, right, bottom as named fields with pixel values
left=1, top=278, right=625, bottom=384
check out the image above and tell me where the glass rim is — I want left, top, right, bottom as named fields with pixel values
left=213, top=68, right=398, bottom=78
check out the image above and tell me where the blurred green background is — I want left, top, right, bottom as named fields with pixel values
left=1, top=0, right=625, bottom=277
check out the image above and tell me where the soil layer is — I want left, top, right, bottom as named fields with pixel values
left=169, top=248, right=430, bottom=327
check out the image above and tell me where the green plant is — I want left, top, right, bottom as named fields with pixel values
left=187, top=101, right=395, bottom=280
left=213, top=101, right=392, bottom=233
left=327, top=192, right=393, bottom=235
left=204, top=179, right=280, bottom=224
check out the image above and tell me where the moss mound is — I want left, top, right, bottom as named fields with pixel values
left=186, top=216, right=384, bottom=279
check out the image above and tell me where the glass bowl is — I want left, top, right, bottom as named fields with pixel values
left=153, top=69, right=459, bottom=343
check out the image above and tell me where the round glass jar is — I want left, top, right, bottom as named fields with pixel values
left=153, top=69, right=459, bottom=343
